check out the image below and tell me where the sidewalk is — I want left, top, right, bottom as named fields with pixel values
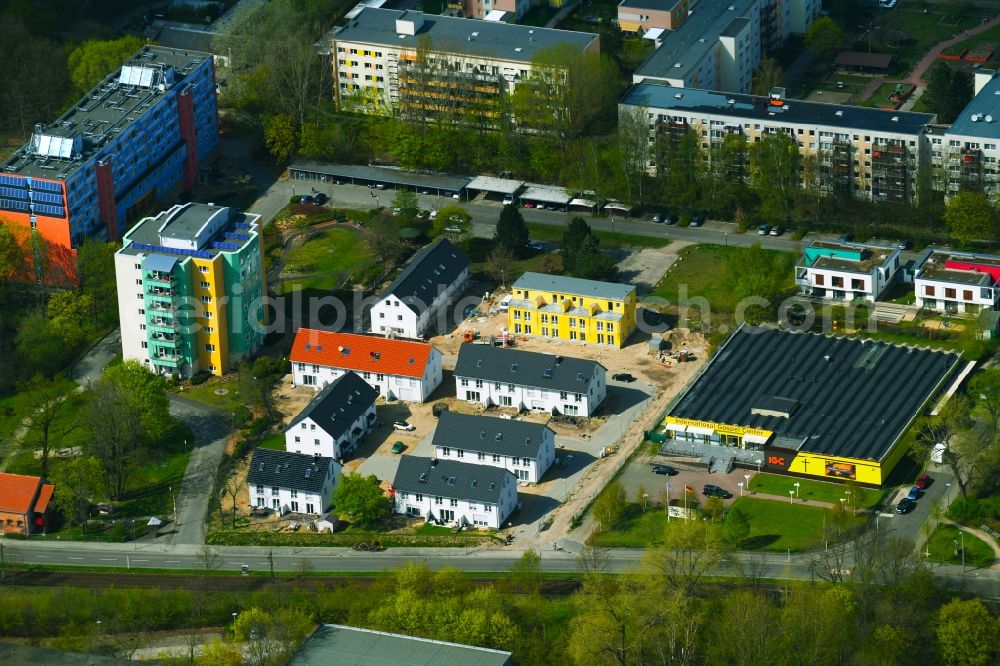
left=905, top=13, right=1000, bottom=86
left=939, top=517, right=1000, bottom=564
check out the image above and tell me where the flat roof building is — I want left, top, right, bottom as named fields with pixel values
left=934, top=69, right=1000, bottom=199
left=620, top=80, right=936, bottom=204
left=795, top=241, right=901, bottom=302
left=664, top=325, right=961, bottom=485
left=289, top=624, right=513, bottom=666
left=914, top=248, right=1000, bottom=315
left=1, top=46, right=219, bottom=282
left=329, top=9, right=599, bottom=127
left=114, top=202, right=264, bottom=378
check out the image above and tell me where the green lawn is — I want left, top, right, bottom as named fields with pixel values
left=525, top=222, right=671, bottom=250
left=748, top=473, right=883, bottom=510
left=258, top=433, right=286, bottom=450
left=725, top=497, right=865, bottom=552
left=870, top=9, right=978, bottom=76
left=278, top=227, right=377, bottom=294
left=926, top=525, right=996, bottom=568
left=586, top=504, right=671, bottom=548
left=943, top=24, right=1000, bottom=58
left=0, top=381, right=93, bottom=474
left=173, top=377, right=244, bottom=412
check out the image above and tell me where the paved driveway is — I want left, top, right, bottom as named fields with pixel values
left=71, top=328, right=121, bottom=386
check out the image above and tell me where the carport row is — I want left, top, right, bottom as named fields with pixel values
left=288, top=159, right=635, bottom=215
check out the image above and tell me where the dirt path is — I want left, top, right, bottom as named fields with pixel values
left=905, top=13, right=1000, bottom=86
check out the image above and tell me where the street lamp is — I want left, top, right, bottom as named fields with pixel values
left=744, top=473, right=751, bottom=494
left=788, top=489, right=794, bottom=504
left=738, top=481, right=744, bottom=498
left=793, top=482, right=800, bottom=500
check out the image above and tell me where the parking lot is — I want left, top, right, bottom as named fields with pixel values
left=615, top=448, right=749, bottom=510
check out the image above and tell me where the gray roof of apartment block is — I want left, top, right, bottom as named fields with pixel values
left=948, top=72, right=1000, bottom=139
left=332, top=8, right=598, bottom=64
left=454, top=344, right=605, bottom=394
left=513, top=271, right=635, bottom=301
left=286, top=371, right=378, bottom=440
left=621, top=81, right=936, bottom=135
left=247, top=448, right=336, bottom=494
left=433, top=412, right=553, bottom=457
left=392, top=456, right=514, bottom=504
left=669, top=326, right=961, bottom=462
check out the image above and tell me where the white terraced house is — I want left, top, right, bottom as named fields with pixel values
left=246, top=448, right=341, bottom=516
left=285, top=371, right=378, bottom=460
left=453, top=344, right=606, bottom=418
left=795, top=240, right=901, bottom=302
left=913, top=248, right=1000, bottom=315
left=369, top=238, right=469, bottom=339
left=432, top=412, right=556, bottom=484
left=391, top=456, right=518, bottom=529
left=289, top=328, right=443, bottom=402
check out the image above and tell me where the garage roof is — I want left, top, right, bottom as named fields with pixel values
left=669, top=326, right=961, bottom=462
left=289, top=160, right=471, bottom=192
left=521, top=184, right=571, bottom=205
left=467, top=176, right=524, bottom=195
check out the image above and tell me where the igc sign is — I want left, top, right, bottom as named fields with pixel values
left=764, top=451, right=795, bottom=471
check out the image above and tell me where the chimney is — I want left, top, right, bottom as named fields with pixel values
left=395, top=11, right=424, bottom=36
left=974, top=69, right=995, bottom=96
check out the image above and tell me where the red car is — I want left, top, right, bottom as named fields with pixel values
left=915, top=474, right=931, bottom=490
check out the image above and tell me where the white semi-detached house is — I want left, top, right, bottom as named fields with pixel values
left=391, top=456, right=518, bottom=529
left=289, top=328, right=443, bottom=402
left=285, top=371, right=378, bottom=460
left=795, top=241, right=901, bottom=302
left=453, top=344, right=607, bottom=418
left=369, top=238, right=470, bottom=340
left=433, top=411, right=556, bottom=483
left=913, top=248, right=1000, bottom=315
left=247, top=448, right=341, bottom=516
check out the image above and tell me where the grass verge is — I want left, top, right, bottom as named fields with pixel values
left=925, top=524, right=996, bottom=568
left=725, top=497, right=866, bottom=552
left=748, top=473, right=883, bottom=509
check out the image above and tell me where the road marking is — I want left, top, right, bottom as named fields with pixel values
left=68, top=557, right=85, bottom=560
left=99, top=558, right=116, bottom=561
left=164, top=560, right=182, bottom=563
left=131, top=559, right=149, bottom=562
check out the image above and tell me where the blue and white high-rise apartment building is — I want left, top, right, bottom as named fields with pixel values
left=0, top=45, right=219, bottom=282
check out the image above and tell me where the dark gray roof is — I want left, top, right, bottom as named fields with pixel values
left=155, top=25, right=217, bottom=53
left=619, top=0, right=682, bottom=11
left=380, top=238, right=469, bottom=314
left=513, top=271, right=634, bottom=300
left=332, top=8, right=598, bottom=64
left=289, top=625, right=512, bottom=666
left=393, top=456, right=513, bottom=503
left=454, top=344, right=604, bottom=393
left=669, top=326, right=961, bottom=462
left=1, top=45, right=211, bottom=180
left=289, top=160, right=471, bottom=192
left=949, top=72, right=1000, bottom=140
left=286, top=372, right=378, bottom=440
left=621, top=81, right=936, bottom=136
left=433, top=412, right=553, bottom=457
left=0, top=643, right=129, bottom=665
left=247, top=448, right=336, bottom=493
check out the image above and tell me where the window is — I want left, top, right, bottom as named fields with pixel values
left=560, top=391, right=568, bottom=400
left=200, top=281, right=210, bottom=288
left=204, top=344, right=216, bottom=352
left=493, top=454, right=501, bottom=462
left=434, top=496, right=443, bottom=505
left=460, top=378, right=469, bottom=386
left=415, top=493, right=423, bottom=502
left=199, top=266, right=208, bottom=273
left=964, top=290, right=973, bottom=300
left=500, top=395, right=512, bottom=407
left=291, top=501, right=299, bottom=512
left=272, top=486, right=279, bottom=496
left=485, top=504, right=493, bottom=512
left=831, top=276, right=844, bottom=288
left=475, top=379, right=483, bottom=388
left=291, top=490, right=298, bottom=498
left=816, top=274, right=825, bottom=286
left=457, top=449, right=464, bottom=458
left=442, top=446, right=451, bottom=455
left=306, top=503, right=314, bottom=514
left=294, top=436, right=301, bottom=443
left=449, top=498, right=458, bottom=507
left=257, top=484, right=264, bottom=494
left=945, top=287, right=956, bottom=299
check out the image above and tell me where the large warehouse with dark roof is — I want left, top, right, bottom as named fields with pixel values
left=663, top=325, right=962, bottom=485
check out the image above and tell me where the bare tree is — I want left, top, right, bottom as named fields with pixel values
left=196, top=545, right=223, bottom=593
left=19, top=376, right=80, bottom=478
left=617, top=105, right=650, bottom=206
left=643, top=520, right=730, bottom=595
left=741, top=551, right=769, bottom=592
left=0, top=542, right=20, bottom=584
left=220, top=475, right=247, bottom=529
left=86, top=380, right=145, bottom=500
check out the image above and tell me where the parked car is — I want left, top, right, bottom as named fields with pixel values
left=838, top=233, right=853, bottom=243
left=612, top=372, right=636, bottom=382
left=498, top=294, right=512, bottom=311
left=314, top=193, right=329, bottom=205
left=665, top=213, right=679, bottom=225
left=298, top=195, right=314, bottom=204
left=895, top=498, right=916, bottom=514
left=769, top=226, right=784, bottom=236
left=652, top=464, right=678, bottom=475
left=375, top=183, right=386, bottom=190
left=392, top=207, right=402, bottom=216
left=523, top=201, right=535, bottom=208
left=428, top=210, right=438, bottom=220
left=393, top=421, right=415, bottom=431
left=503, top=196, right=514, bottom=206
left=652, top=212, right=664, bottom=223
left=391, top=441, right=406, bottom=454
left=758, top=224, right=771, bottom=235
left=689, top=215, right=704, bottom=227
left=444, top=226, right=463, bottom=234
left=915, top=473, right=931, bottom=490
left=897, top=239, right=912, bottom=250
left=527, top=241, right=546, bottom=251
left=702, top=484, right=732, bottom=499
left=452, top=193, right=461, bottom=199
left=906, top=485, right=920, bottom=501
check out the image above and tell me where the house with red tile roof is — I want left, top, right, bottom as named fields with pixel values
left=290, top=328, right=443, bottom=402
left=0, top=472, right=55, bottom=536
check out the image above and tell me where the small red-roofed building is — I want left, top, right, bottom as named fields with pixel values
left=290, top=329, right=443, bottom=402
left=0, top=472, right=55, bottom=536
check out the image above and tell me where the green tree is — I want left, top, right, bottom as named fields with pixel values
left=593, top=482, right=626, bottom=533
left=431, top=204, right=472, bottom=237
left=333, top=473, right=390, bottom=527
left=923, top=62, right=974, bottom=124
left=778, top=585, right=854, bottom=666
left=644, top=520, right=730, bottom=595
left=231, top=606, right=312, bottom=666
left=750, top=133, right=802, bottom=224
left=936, top=598, right=999, bottom=666
left=46, top=290, right=94, bottom=348
left=19, top=375, right=81, bottom=477
left=360, top=214, right=407, bottom=266
left=573, top=249, right=620, bottom=282
left=968, top=368, right=1000, bottom=434
left=15, top=310, right=73, bottom=377
left=391, top=189, right=421, bottom=220
left=99, top=360, right=172, bottom=443
left=708, top=134, right=752, bottom=212
left=77, top=239, right=118, bottom=324
left=50, top=456, right=101, bottom=532
left=487, top=245, right=515, bottom=288
left=561, top=217, right=599, bottom=273
left=0, top=223, right=26, bottom=299
left=263, top=114, right=298, bottom=165
left=656, top=128, right=705, bottom=211
left=66, top=36, right=144, bottom=94
left=85, top=379, right=145, bottom=501
left=944, top=190, right=996, bottom=245
left=509, top=548, right=543, bottom=595
left=752, top=57, right=785, bottom=96
left=494, top=204, right=529, bottom=258
left=804, top=17, right=845, bottom=61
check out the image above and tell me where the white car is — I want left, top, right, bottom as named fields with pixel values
left=393, top=421, right=416, bottom=431
left=499, top=295, right=512, bottom=311
left=429, top=210, right=438, bottom=220
left=503, top=196, right=514, bottom=206
left=443, top=226, right=462, bottom=234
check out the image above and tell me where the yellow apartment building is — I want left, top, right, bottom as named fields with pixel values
left=507, top=272, right=636, bottom=348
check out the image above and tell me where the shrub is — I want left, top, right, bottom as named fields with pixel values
left=233, top=405, right=252, bottom=428
left=246, top=417, right=270, bottom=436
left=190, top=370, right=212, bottom=386
left=947, top=496, right=983, bottom=523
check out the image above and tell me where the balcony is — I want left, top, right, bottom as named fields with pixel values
left=151, top=353, right=183, bottom=368
left=150, top=333, right=179, bottom=345
left=147, top=301, right=174, bottom=313
left=147, top=285, right=173, bottom=297
left=148, top=318, right=179, bottom=333
left=145, top=271, right=174, bottom=286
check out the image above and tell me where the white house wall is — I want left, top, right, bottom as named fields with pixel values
left=248, top=465, right=340, bottom=516
left=291, top=349, right=442, bottom=402
left=434, top=429, right=556, bottom=483
left=454, top=365, right=606, bottom=418
left=286, top=405, right=377, bottom=460
left=393, top=476, right=518, bottom=529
